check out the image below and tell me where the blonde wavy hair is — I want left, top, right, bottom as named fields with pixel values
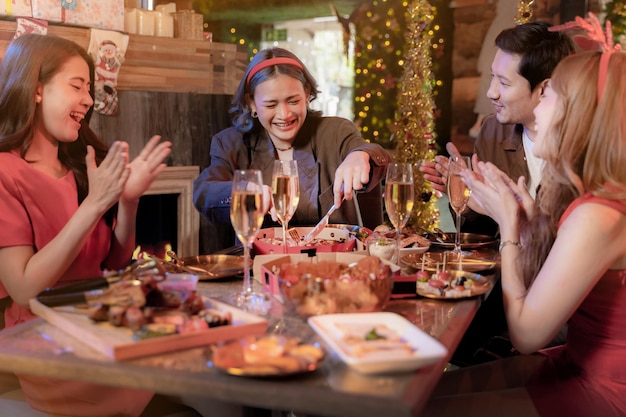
left=519, top=51, right=626, bottom=288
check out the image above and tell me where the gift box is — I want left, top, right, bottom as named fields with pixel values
left=1, top=0, right=32, bottom=17
left=31, top=0, right=63, bottom=21
left=31, top=0, right=125, bottom=31
left=64, top=1, right=124, bottom=31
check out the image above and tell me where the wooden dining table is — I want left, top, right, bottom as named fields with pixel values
left=0, top=263, right=485, bottom=417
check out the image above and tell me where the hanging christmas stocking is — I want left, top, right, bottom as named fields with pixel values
left=88, top=29, right=129, bottom=116
left=14, top=17, right=48, bottom=39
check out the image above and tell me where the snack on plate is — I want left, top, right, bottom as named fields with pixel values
left=400, top=234, right=431, bottom=249
left=335, top=322, right=415, bottom=358
left=354, top=227, right=373, bottom=242
left=256, top=236, right=347, bottom=247
left=362, top=225, right=431, bottom=250
left=213, top=336, right=325, bottom=375
left=417, top=271, right=476, bottom=298
left=254, top=226, right=356, bottom=254
left=278, top=256, right=393, bottom=316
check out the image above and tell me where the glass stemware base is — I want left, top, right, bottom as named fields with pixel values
left=444, top=249, right=474, bottom=257
left=232, top=290, right=271, bottom=316
left=442, top=250, right=474, bottom=271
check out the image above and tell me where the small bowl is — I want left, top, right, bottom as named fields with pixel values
left=278, top=256, right=393, bottom=317
left=157, top=273, right=199, bottom=302
left=365, top=232, right=431, bottom=264
left=366, top=237, right=396, bottom=262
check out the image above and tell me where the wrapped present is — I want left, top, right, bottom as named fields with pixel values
left=32, top=0, right=124, bottom=31
left=1, top=0, right=33, bottom=17
left=31, top=0, right=63, bottom=22
left=64, top=1, right=124, bottom=31
left=31, top=0, right=125, bottom=30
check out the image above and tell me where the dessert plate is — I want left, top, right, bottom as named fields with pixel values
left=415, top=270, right=494, bottom=300
left=308, top=312, right=447, bottom=374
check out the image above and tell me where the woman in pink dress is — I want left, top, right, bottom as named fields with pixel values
left=423, top=15, right=626, bottom=417
left=0, top=34, right=178, bottom=416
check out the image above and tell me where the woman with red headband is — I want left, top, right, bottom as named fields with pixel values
left=193, top=47, right=391, bottom=234
left=422, top=14, right=626, bottom=417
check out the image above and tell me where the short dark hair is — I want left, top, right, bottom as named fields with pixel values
left=495, top=21, right=575, bottom=91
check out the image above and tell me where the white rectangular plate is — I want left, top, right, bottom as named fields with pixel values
left=308, top=312, right=447, bottom=374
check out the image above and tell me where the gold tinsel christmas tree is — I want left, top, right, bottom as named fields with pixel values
left=515, top=0, right=535, bottom=24
left=391, top=0, right=439, bottom=231
left=604, top=0, right=626, bottom=47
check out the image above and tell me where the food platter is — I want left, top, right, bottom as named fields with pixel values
left=29, top=297, right=268, bottom=360
left=253, top=226, right=356, bottom=255
left=212, top=336, right=325, bottom=377
left=416, top=270, right=494, bottom=300
left=162, top=254, right=244, bottom=280
left=401, top=252, right=498, bottom=273
left=428, top=233, right=498, bottom=250
left=308, top=312, right=447, bottom=374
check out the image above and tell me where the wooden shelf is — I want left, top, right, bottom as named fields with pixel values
left=0, top=19, right=248, bottom=95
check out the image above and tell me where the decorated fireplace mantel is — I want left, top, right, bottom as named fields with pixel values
left=0, top=19, right=247, bottom=95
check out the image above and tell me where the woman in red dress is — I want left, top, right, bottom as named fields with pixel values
left=423, top=15, right=626, bottom=417
left=0, top=34, right=175, bottom=416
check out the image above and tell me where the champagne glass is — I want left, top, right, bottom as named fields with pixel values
left=384, top=163, right=415, bottom=264
left=447, top=156, right=472, bottom=256
left=230, top=169, right=270, bottom=314
left=271, top=160, right=300, bottom=252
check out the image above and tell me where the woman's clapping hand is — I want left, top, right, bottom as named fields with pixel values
left=460, top=161, right=534, bottom=234
left=85, top=141, right=130, bottom=212
left=121, top=135, right=172, bottom=203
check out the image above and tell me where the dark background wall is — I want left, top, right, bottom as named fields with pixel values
left=90, top=91, right=235, bottom=254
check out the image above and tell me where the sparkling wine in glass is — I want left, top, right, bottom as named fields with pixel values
left=384, top=163, right=415, bottom=264
left=230, top=169, right=270, bottom=314
left=447, top=156, right=472, bottom=256
left=271, top=160, right=299, bottom=252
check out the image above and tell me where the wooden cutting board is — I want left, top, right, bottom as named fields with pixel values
left=29, top=298, right=268, bottom=360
